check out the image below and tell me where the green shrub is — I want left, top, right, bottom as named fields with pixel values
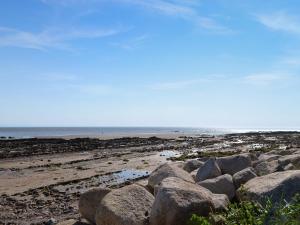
left=187, top=194, right=300, bottom=225
left=187, top=214, right=211, bottom=225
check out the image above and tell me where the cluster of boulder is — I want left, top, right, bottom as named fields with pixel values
left=78, top=150, right=300, bottom=225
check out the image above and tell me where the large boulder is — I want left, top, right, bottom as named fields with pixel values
left=148, top=163, right=194, bottom=191
left=150, top=177, right=228, bottom=225
left=269, top=148, right=299, bottom=156
left=197, top=174, right=236, bottom=200
left=254, top=160, right=280, bottom=176
left=258, top=154, right=280, bottom=162
left=278, top=154, right=300, bottom=169
left=237, top=170, right=300, bottom=204
left=172, top=161, right=185, bottom=169
left=212, top=194, right=230, bottom=211
left=95, top=184, right=154, bottom=225
left=79, top=188, right=111, bottom=224
left=217, top=154, right=252, bottom=175
left=195, top=158, right=221, bottom=182
left=284, top=163, right=295, bottom=171
left=190, top=169, right=198, bottom=180
left=233, top=167, right=257, bottom=188
left=183, top=159, right=204, bottom=173
left=252, top=154, right=281, bottom=168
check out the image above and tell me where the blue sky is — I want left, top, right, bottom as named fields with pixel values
left=0, top=0, right=300, bottom=128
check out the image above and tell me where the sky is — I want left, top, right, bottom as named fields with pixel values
left=0, top=0, right=300, bottom=128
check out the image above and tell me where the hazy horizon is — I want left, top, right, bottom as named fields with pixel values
left=1, top=0, right=300, bottom=128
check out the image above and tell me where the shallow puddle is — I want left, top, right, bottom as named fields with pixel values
left=111, top=169, right=149, bottom=183
left=159, top=150, right=180, bottom=158
left=53, top=169, right=150, bottom=194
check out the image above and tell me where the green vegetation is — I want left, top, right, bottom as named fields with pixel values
left=187, top=194, right=300, bottom=225
left=187, top=214, right=211, bottom=225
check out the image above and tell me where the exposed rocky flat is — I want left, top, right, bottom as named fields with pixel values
left=1, top=132, right=300, bottom=225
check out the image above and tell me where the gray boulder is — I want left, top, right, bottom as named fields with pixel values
left=278, top=154, right=300, bottom=169
left=198, top=174, right=236, bottom=200
left=269, top=148, right=299, bottom=156
left=172, top=161, right=185, bottom=169
left=284, top=163, right=295, bottom=171
left=79, top=188, right=111, bottom=224
left=183, top=159, right=204, bottom=173
left=237, top=170, right=300, bottom=204
left=252, top=154, right=281, bottom=168
left=212, top=194, right=230, bottom=211
left=95, top=184, right=154, bottom=225
left=233, top=167, right=257, bottom=188
left=254, top=160, right=280, bottom=176
left=150, top=177, right=229, bottom=225
left=190, top=169, right=198, bottom=180
left=148, top=163, right=194, bottom=191
left=258, top=154, right=280, bottom=162
left=195, top=158, right=221, bottom=182
left=217, top=154, right=252, bottom=175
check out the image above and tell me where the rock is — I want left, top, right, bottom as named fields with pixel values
left=172, top=161, right=185, bottom=169
left=183, top=159, right=204, bottom=173
left=233, top=167, right=257, bottom=188
left=269, top=148, right=299, bottom=156
left=254, top=160, right=280, bottom=176
left=253, top=154, right=281, bottom=168
left=278, top=154, right=300, bottom=169
left=190, top=169, right=198, bottom=180
left=284, top=163, right=295, bottom=171
left=195, top=158, right=221, bottom=182
left=237, top=170, right=300, bottom=204
left=56, top=219, right=77, bottom=225
left=211, top=194, right=230, bottom=211
left=247, top=152, right=258, bottom=161
left=150, top=177, right=228, bottom=225
left=148, top=163, right=194, bottom=191
left=45, top=218, right=57, bottom=225
left=258, top=154, right=280, bottom=162
left=197, top=174, right=236, bottom=200
left=79, top=188, right=111, bottom=224
left=217, top=154, right=252, bottom=175
left=95, top=184, right=154, bottom=225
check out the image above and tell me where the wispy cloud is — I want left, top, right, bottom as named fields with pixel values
left=255, top=11, right=300, bottom=34
left=111, top=34, right=149, bottom=50
left=243, top=73, right=290, bottom=86
left=36, top=72, right=78, bottom=81
left=0, top=26, right=122, bottom=51
left=119, top=0, right=231, bottom=33
left=149, top=75, right=224, bottom=90
left=281, top=56, right=300, bottom=66
left=40, top=0, right=94, bottom=6
left=40, top=0, right=232, bottom=33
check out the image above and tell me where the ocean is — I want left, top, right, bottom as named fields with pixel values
left=0, top=127, right=230, bottom=139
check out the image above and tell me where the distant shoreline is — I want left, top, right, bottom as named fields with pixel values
left=0, top=127, right=229, bottom=139
left=0, top=129, right=300, bottom=140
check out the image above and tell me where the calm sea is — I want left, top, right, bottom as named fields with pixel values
left=0, top=127, right=229, bottom=138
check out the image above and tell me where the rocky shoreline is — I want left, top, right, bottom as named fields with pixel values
left=1, top=132, right=300, bottom=225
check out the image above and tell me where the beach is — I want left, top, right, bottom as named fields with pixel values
left=1, top=131, right=300, bottom=224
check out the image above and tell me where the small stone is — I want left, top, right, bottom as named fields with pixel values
left=45, top=218, right=57, bottom=225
